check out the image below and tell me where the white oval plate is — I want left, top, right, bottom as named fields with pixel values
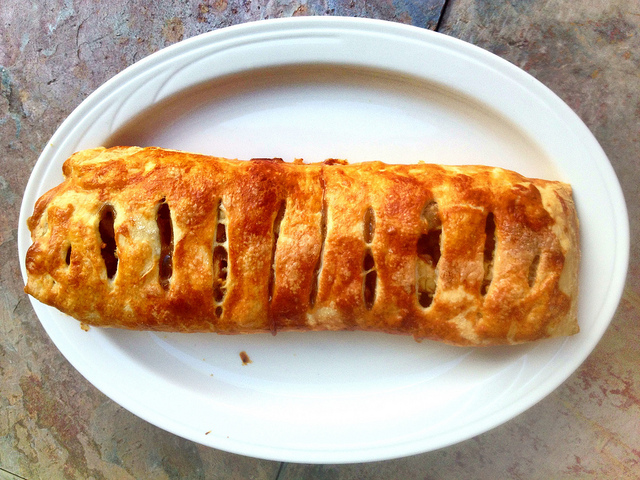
left=19, top=17, right=628, bottom=463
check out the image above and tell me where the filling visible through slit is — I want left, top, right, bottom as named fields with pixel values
left=481, top=212, right=496, bottom=296
left=65, top=245, right=72, bottom=266
left=417, top=200, right=441, bottom=308
left=363, top=249, right=377, bottom=310
left=362, top=207, right=377, bottom=310
left=363, top=207, right=375, bottom=244
left=212, top=247, right=228, bottom=302
left=99, top=204, right=118, bottom=280
left=309, top=176, right=327, bottom=308
left=528, top=254, right=540, bottom=288
left=213, top=201, right=229, bottom=317
left=157, top=200, right=173, bottom=290
left=269, top=201, right=286, bottom=303
left=421, top=200, right=440, bottom=229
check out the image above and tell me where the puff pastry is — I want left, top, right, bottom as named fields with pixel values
left=24, top=146, right=580, bottom=346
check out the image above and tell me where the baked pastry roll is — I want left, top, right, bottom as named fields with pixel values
left=24, top=146, right=579, bottom=346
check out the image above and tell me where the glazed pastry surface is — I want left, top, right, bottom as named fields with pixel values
left=25, top=147, right=580, bottom=345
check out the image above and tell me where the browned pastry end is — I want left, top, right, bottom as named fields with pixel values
left=24, top=146, right=580, bottom=346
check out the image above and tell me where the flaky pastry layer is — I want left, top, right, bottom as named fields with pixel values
left=25, top=147, right=580, bottom=346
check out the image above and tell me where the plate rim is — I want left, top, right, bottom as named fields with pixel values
left=18, top=16, right=629, bottom=463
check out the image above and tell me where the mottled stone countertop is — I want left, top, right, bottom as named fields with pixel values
left=1, top=1, right=638, bottom=479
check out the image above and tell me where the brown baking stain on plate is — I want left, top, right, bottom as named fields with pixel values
left=239, top=351, right=252, bottom=365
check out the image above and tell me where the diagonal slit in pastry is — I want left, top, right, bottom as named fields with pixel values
left=65, top=245, right=71, bottom=266
left=269, top=201, right=286, bottom=303
left=417, top=200, right=441, bottom=308
left=363, top=248, right=377, bottom=310
left=481, top=212, right=496, bottom=296
left=309, top=176, right=327, bottom=308
left=98, top=204, right=118, bottom=280
left=362, top=207, right=377, bottom=310
left=213, top=200, right=229, bottom=317
left=363, top=206, right=375, bottom=245
left=156, top=199, right=173, bottom=290
left=528, top=253, right=541, bottom=288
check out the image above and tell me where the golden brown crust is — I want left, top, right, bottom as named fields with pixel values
left=24, top=147, right=580, bottom=345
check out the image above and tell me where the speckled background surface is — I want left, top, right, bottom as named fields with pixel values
left=1, top=1, right=639, bottom=479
